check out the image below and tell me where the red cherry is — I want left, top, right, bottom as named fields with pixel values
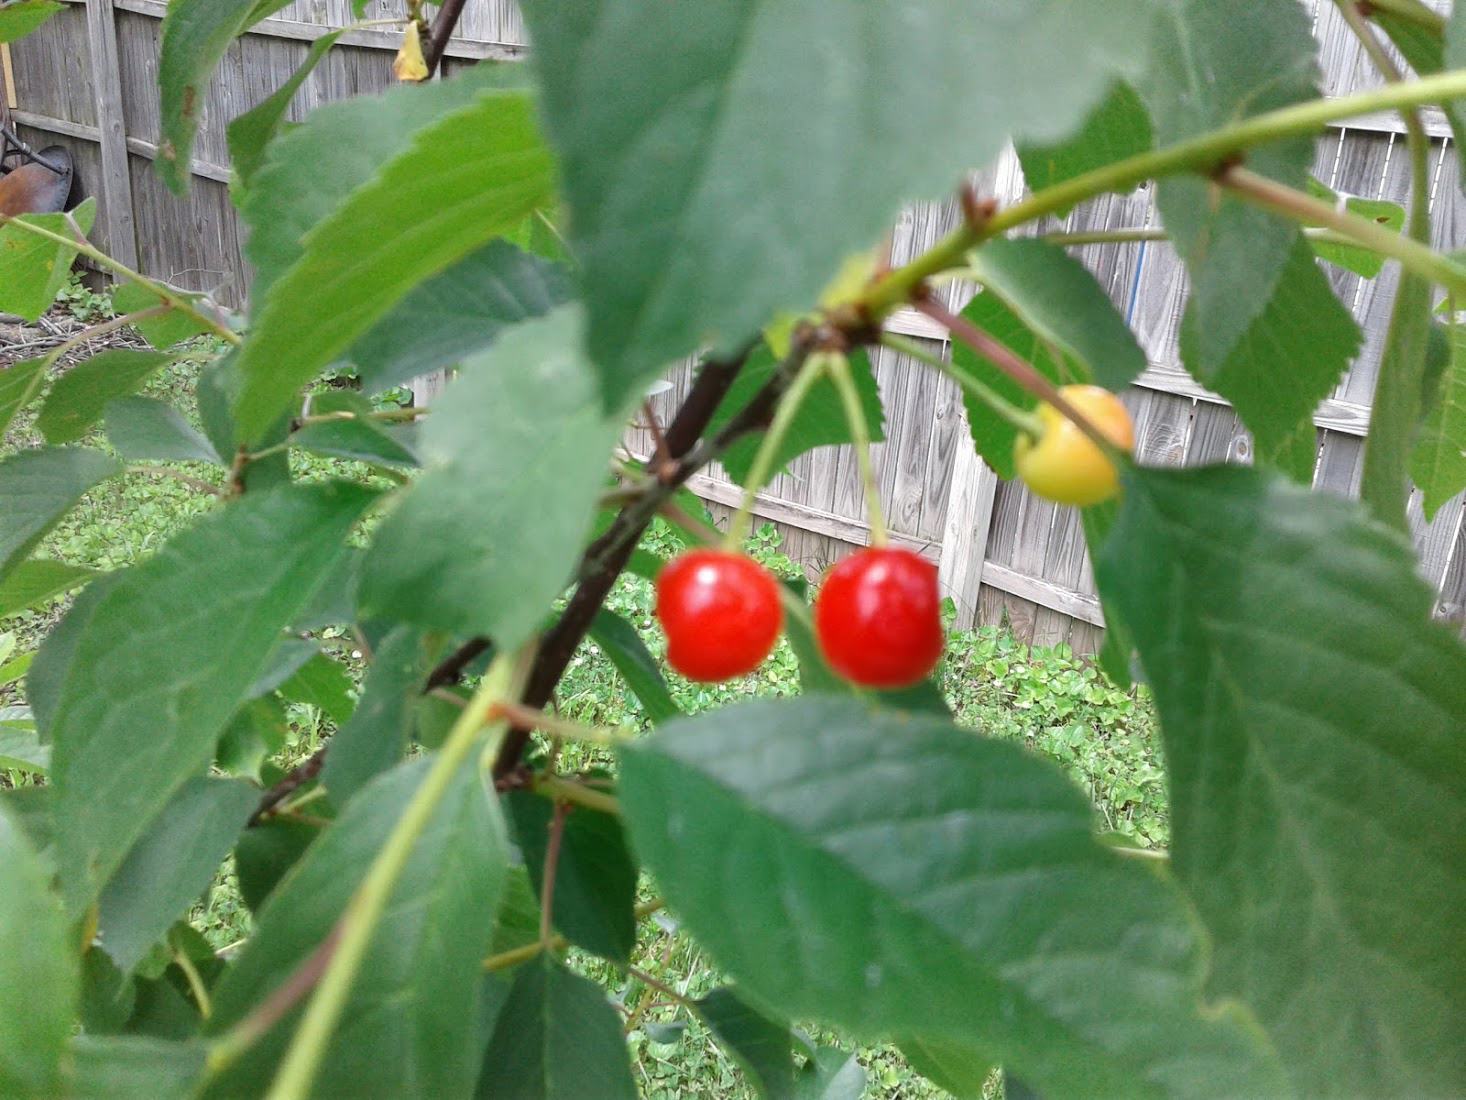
left=814, top=547, right=943, bottom=688
left=655, top=550, right=784, bottom=682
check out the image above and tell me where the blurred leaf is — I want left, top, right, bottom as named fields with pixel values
left=234, top=817, right=322, bottom=914
left=968, top=237, right=1146, bottom=391
left=1411, top=318, right=1466, bottom=519
left=1097, top=465, right=1466, bottom=1096
left=36, top=350, right=175, bottom=444
left=0, top=358, right=47, bottom=437
left=361, top=307, right=626, bottom=647
left=897, top=1037, right=992, bottom=1099
left=0, top=0, right=61, bottom=43
left=97, top=777, right=257, bottom=974
left=588, top=609, right=681, bottom=723
left=0, top=558, right=98, bottom=617
left=796, top=1047, right=866, bottom=1100
left=63, top=1036, right=205, bottom=1100
left=1376, top=10, right=1466, bottom=181
left=78, top=947, right=133, bottom=1035
left=0, top=806, right=74, bottom=1099
left=289, top=393, right=419, bottom=469
left=1305, top=177, right=1405, bottom=278
left=50, top=482, right=375, bottom=912
left=619, top=697, right=1285, bottom=1096
left=1017, top=80, right=1152, bottom=200
left=208, top=755, right=508, bottom=1098
left=111, top=283, right=213, bottom=349
left=0, top=445, right=119, bottom=580
left=474, top=954, right=638, bottom=1099
left=320, top=626, right=424, bottom=805
left=698, top=987, right=795, bottom=1100
left=508, top=790, right=638, bottom=963
left=0, top=721, right=48, bottom=772
left=350, top=238, right=573, bottom=395
left=0, top=198, right=96, bottom=321
left=277, top=651, right=355, bottom=726
left=1138, top=0, right=1320, bottom=372
left=105, top=395, right=223, bottom=464
left=521, top=0, right=1157, bottom=404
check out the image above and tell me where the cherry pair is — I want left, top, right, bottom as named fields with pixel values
left=654, top=546, right=942, bottom=688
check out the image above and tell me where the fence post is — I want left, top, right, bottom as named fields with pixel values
left=84, top=0, right=138, bottom=271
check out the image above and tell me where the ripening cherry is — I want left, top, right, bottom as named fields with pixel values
left=1013, top=384, right=1135, bottom=506
left=814, top=547, right=943, bottom=688
left=655, top=550, right=784, bottom=682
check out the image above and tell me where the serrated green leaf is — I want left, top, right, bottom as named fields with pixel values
left=1410, top=318, right=1466, bottom=518
left=0, top=198, right=96, bottom=322
left=226, top=27, right=350, bottom=196
left=968, top=237, right=1147, bottom=392
left=26, top=570, right=122, bottom=737
left=0, top=807, right=74, bottom=1098
left=708, top=345, right=883, bottom=491
left=350, top=238, right=573, bottom=395
left=698, top=987, right=795, bottom=1100
left=1377, top=10, right=1466, bottom=182
left=896, top=1037, right=993, bottom=1099
left=0, top=558, right=98, bottom=617
left=208, top=755, right=508, bottom=1098
left=0, top=357, right=47, bottom=437
left=320, top=626, right=423, bottom=806
left=618, top=697, right=1285, bottom=1097
left=234, top=72, right=555, bottom=440
left=1178, top=235, right=1359, bottom=482
left=111, top=283, right=212, bottom=349
left=508, top=790, right=638, bottom=964
left=1096, top=465, right=1466, bottom=1096
left=156, top=0, right=293, bottom=193
left=1017, top=81, right=1153, bottom=200
left=1304, top=178, right=1405, bottom=279
left=522, top=0, right=1157, bottom=404
left=360, top=307, right=626, bottom=646
left=36, top=349, right=175, bottom=444
left=50, top=482, right=375, bottom=913
left=97, top=777, right=257, bottom=974
left=104, top=395, right=222, bottom=465
left=949, top=292, right=1070, bottom=481
left=0, top=0, right=61, bottom=43
left=588, top=608, right=681, bottom=723
left=63, top=1035, right=205, bottom=1100
left=0, top=445, right=119, bottom=580
left=1139, top=0, right=1320, bottom=373
left=474, top=954, right=638, bottom=1100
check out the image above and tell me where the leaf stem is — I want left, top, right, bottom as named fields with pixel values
left=263, top=649, right=528, bottom=1100
left=880, top=333, right=1043, bottom=438
left=532, top=775, right=622, bottom=816
left=481, top=898, right=666, bottom=974
left=125, top=465, right=224, bottom=497
left=1042, top=225, right=1372, bottom=249
left=538, top=803, right=567, bottom=947
left=1361, top=0, right=1447, bottom=35
left=826, top=351, right=888, bottom=547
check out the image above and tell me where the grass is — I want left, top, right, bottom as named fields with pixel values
left=2, top=285, right=1168, bottom=1098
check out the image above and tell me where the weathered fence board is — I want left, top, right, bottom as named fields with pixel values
left=5, top=0, right=1465, bottom=647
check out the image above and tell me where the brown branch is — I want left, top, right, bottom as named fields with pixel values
left=421, top=0, right=469, bottom=77
left=248, top=744, right=328, bottom=826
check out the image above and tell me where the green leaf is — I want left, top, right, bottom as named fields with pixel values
left=1096, top=465, right=1466, bottom=1096
left=0, top=806, right=75, bottom=1099
left=97, top=777, right=256, bottom=974
left=1410, top=318, right=1466, bottom=519
left=1017, top=80, right=1153, bottom=200
left=1138, top=0, right=1320, bottom=373
left=216, top=696, right=289, bottom=782
left=697, top=987, right=795, bottom=1100
left=709, top=345, right=884, bottom=491
left=288, top=392, right=419, bottom=469
left=35, top=349, right=175, bottom=444
left=277, top=652, right=355, bottom=726
left=156, top=0, right=292, bottom=193
left=1304, top=178, right=1405, bottom=279
left=104, top=395, right=223, bottom=465
left=0, top=0, right=61, bottom=43
left=234, top=817, right=322, bottom=914
left=521, top=0, right=1157, bottom=404
left=949, top=292, right=1069, bottom=481
left=0, top=358, right=47, bottom=438
left=77, top=949, right=136, bottom=1033
left=49, top=482, right=375, bottom=913
left=778, top=580, right=849, bottom=696
left=0, top=721, right=48, bottom=773
left=1178, top=235, right=1359, bottom=482
left=111, top=283, right=213, bottom=349
left=0, top=649, right=32, bottom=690
left=896, top=1037, right=992, bottom=1099
left=508, top=789, right=638, bottom=963
left=320, top=626, right=424, bottom=806
left=226, top=27, right=350, bottom=197
left=350, top=238, right=573, bottom=395
left=0, top=558, right=98, bottom=617
left=1080, top=501, right=1134, bottom=689
left=234, top=73, right=556, bottom=440
left=588, top=609, right=682, bottom=723
left=474, top=954, right=638, bottom=1100
left=360, top=307, right=626, bottom=646
left=796, top=1047, right=866, bottom=1100
left=1377, top=10, right=1466, bottom=182
left=63, top=1036, right=205, bottom=1100
left=26, top=571, right=123, bottom=736
left=1362, top=265, right=1435, bottom=532
left=968, top=237, right=1147, bottom=392
left=618, top=697, right=1285, bottom=1098
left=0, top=445, right=119, bottom=580
left=0, top=198, right=97, bottom=322
left=208, top=755, right=508, bottom=1098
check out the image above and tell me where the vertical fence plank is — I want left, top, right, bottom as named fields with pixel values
left=83, top=0, right=138, bottom=270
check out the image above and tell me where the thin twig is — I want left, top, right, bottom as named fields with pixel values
left=538, top=803, right=568, bottom=947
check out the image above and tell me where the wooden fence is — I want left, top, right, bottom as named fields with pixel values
left=5, top=0, right=1465, bottom=650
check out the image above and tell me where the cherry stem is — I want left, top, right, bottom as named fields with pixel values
left=879, top=333, right=1044, bottom=439
left=538, top=802, right=567, bottom=948
left=723, top=352, right=827, bottom=552
left=826, top=351, right=888, bottom=547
